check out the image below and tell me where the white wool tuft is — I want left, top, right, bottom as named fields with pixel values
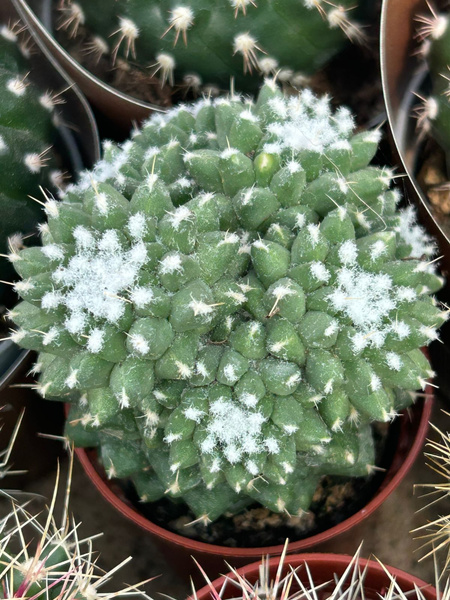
left=386, top=352, right=403, bottom=371
left=168, top=206, right=193, bottom=230
left=130, top=286, right=154, bottom=308
left=263, top=90, right=354, bottom=154
left=200, top=397, right=268, bottom=464
left=183, top=406, right=204, bottom=422
left=398, top=206, right=436, bottom=259
left=127, top=212, right=147, bottom=240
left=52, top=228, right=148, bottom=334
left=310, top=262, right=331, bottom=282
left=159, top=252, right=183, bottom=275
left=86, top=328, right=105, bottom=353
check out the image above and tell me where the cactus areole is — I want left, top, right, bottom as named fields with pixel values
left=58, top=0, right=364, bottom=92
left=9, top=81, right=445, bottom=523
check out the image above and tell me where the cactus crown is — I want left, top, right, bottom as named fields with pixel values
left=58, top=0, right=364, bottom=92
left=9, top=81, right=445, bottom=523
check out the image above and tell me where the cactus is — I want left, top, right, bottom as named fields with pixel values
left=0, top=459, right=150, bottom=600
left=191, top=543, right=436, bottom=600
left=0, top=23, right=62, bottom=303
left=58, top=0, right=364, bottom=92
left=416, top=8, right=450, bottom=155
left=413, top=418, right=450, bottom=569
left=7, top=80, right=445, bottom=523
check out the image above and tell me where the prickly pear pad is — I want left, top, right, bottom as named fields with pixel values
left=9, top=81, right=445, bottom=522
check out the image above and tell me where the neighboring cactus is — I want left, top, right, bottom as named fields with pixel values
left=413, top=417, right=450, bottom=570
left=416, top=9, right=450, bottom=154
left=0, top=23, right=63, bottom=303
left=7, top=81, right=445, bottom=523
left=57, top=0, right=364, bottom=92
left=190, top=544, right=436, bottom=600
left=0, top=461, right=150, bottom=600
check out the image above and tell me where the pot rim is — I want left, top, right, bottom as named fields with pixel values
left=192, top=552, right=437, bottom=600
left=74, top=397, right=433, bottom=558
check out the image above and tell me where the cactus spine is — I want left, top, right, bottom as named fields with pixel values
left=58, top=0, right=364, bottom=92
left=9, top=81, right=445, bottom=523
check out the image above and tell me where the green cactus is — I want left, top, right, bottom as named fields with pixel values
left=8, top=81, right=445, bottom=523
left=58, top=0, right=364, bottom=92
left=0, top=24, right=62, bottom=303
left=416, top=9, right=450, bottom=155
left=0, top=459, right=149, bottom=600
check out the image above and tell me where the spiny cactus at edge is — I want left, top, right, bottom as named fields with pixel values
left=6, top=80, right=446, bottom=523
left=57, top=0, right=365, bottom=92
left=0, top=460, right=151, bottom=600
left=0, top=23, right=64, bottom=303
left=416, top=8, right=450, bottom=155
left=190, top=543, right=438, bottom=600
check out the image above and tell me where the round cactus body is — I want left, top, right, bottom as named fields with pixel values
left=58, top=0, right=364, bottom=92
left=0, top=25, right=62, bottom=301
left=10, top=81, right=444, bottom=522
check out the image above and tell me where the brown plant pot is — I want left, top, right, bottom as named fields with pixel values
left=380, top=0, right=450, bottom=276
left=72, top=397, right=432, bottom=582
left=192, top=553, right=436, bottom=600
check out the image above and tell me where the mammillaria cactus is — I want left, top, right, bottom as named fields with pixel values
left=58, top=0, right=364, bottom=92
left=7, top=80, right=446, bottom=523
left=0, top=22, right=62, bottom=301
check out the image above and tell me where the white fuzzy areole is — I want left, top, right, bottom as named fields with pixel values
left=200, top=397, right=270, bottom=466
left=50, top=227, right=148, bottom=334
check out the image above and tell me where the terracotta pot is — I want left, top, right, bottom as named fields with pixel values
left=380, top=0, right=450, bottom=276
left=192, top=553, right=436, bottom=600
left=72, top=397, right=432, bottom=582
left=11, top=0, right=161, bottom=132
